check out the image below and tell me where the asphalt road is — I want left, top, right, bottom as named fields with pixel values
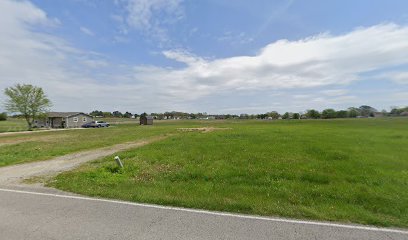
left=0, top=188, right=407, bottom=240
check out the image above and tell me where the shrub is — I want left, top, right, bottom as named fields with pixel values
left=0, top=112, right=7, bottom=121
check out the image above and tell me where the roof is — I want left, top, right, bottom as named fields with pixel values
left=47, top=112, right=92, bottom=118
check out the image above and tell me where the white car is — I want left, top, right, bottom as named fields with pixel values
left=82, top=120, right=110, bottom=128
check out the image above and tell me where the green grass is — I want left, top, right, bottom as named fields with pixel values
left=48, top=118, right=408, bottom=227
left=0, top=120, right=216, bottom=167
left=0, top=118, right=28, bottom=132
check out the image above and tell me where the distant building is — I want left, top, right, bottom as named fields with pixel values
left=373, top=112, right=385, bottom=118
left=140, top=115, right=154, bottom=125
left=34, top=112, right=93, bottom=128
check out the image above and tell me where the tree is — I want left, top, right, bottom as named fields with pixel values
left=359, top=105, right=377, bottom=117
left=90, top=110, right=103, bottom=117
left=292, top=113, right=300, bottom=119
left=0, top=112, right=7, bottom=121
left=123, top=111, right=133, bottom=118
left=4, top=84, right=51, bottom=130
left=321, top=109, right=337, bottom=119
left=267, top=111, right=280, bottom=119
left=282, top=112, right=290, bottom=119
left=336, top=110, right=348, bottom=118
left=102, top=112, right=113, bottom=117
left=257, top=114, right=268, bottom=119
left=347, top=107, right=359, bottom=118
left=112, top=111, right=123, bottom=117
left=239, top=114, right=249, bottom=119
left=306, top=109, right=320, bottom=119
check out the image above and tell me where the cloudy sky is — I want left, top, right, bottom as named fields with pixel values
left=1, top=0, right=408, bottom=114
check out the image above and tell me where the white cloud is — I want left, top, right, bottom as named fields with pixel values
left=1, top=0, right=408, bottom=114
left=386, top=72, right=408, bottom=84
left=321, top=89, right=348, bottom=96
left=151, top=23, right=408, bottom=100
left=115, top=0, right=184, bottom=43
left=80, top=26, right=95, bottom=36
left=162, top=49, right=204, bottom=66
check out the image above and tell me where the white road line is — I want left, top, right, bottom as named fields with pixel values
left=0, top=188, right=407, bottom=235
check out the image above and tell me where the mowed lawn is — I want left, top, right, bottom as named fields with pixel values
left=49, top=118, right=408, bottom=227
left=0, top=120, right=212, bottom=167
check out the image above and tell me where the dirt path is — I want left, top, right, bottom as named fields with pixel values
left=0, top=135, right=167, bottom=186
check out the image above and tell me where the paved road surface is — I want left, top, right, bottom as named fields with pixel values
left=0, top=187, right=406, bottom=240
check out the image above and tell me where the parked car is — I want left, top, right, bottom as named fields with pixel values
left=82, top=120, right=110, bottom=128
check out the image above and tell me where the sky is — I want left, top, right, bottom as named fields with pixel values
left=1, top=0, right=408, bottom=114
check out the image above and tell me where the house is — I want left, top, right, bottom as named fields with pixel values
left=373, top=112, right=385, bottom=118
left=140, top=115, right=154, bottom=125
left=34, top=112, right=94, bottom=128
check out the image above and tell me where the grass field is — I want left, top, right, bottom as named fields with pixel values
left=0, top=120, right=220, bottom=167
left=44, top=118, right=408, bottom=227
left=0, top=118, right=28, bottom=133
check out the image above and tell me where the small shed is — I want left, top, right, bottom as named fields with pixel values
left=140, top=116, right=154, bottom=125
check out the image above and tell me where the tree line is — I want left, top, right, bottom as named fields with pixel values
left=2, top=84, right=407, bottom=131
left=89, top=105, right=408, bottom=120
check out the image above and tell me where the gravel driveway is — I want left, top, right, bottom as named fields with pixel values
left=0, top=135, right=167, bottom=186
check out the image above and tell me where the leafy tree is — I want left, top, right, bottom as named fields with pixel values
left=102, top=112, right=113, bottom=117
left=306, top=109, right=320, bottom=119
left=282, top=112, right=290, bottom=119
left=359, top=105, right=377, bottom=117
left=0, top=112, right=7, bottom=121
left=123, top=111, right=133, bottom=118
left=336, top=110, right=348, bottom=118
left=292, top=113, right=300, bottom=119
left=90, top=110, right=103, bottom=116
left=239, top=114, right=249, bottom=119
left=257, top=114, right=268, bottom=119
left=112, top=111, right=123, bottom=117
left=347, top=107, right=359, bottom=118
left=267, top=111, right=280, bottom=119
left=4, top=84, right=51, bottom=130
left=321, top=109, right=337, bottom=119
left=390, top=106, right=408, bottom=116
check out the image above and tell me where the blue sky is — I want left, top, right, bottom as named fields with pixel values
left=1, top=0, right=408, bottom=114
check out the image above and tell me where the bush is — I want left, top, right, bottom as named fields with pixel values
left=0, top=112, right=7, bottom=121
